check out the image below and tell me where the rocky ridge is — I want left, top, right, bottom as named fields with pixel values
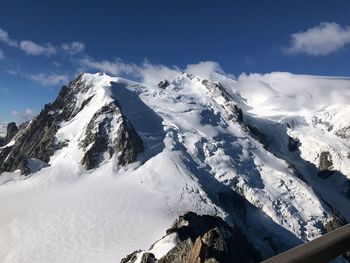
left=0, top=73, right=144, bottom=174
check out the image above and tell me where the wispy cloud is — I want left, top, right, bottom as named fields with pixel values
left=11, top=108, right=36, bottom=122
left=62, top=42, right=85, bottom=55
left=284, top=22, right=350, bottom=56
left=19, top=40, right=57, bottom=56
left=0, top=27, right=85, bottom=57
left=0, top=28, right=17, bottom=47
left=79, top=56, right=136, bottom=75
left=0, top=50, right=4, bottom=60
left=29, top=73, right=69, bottom=86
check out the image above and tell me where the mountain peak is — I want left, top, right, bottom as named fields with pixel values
left=0, top=72, right=349, bottom=263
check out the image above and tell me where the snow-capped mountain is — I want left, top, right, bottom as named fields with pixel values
left=0, top=71, right=349, bottom=263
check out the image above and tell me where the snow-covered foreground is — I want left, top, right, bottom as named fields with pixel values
left=0, top=155, right=218, bottom=263
left=0, top=70, right=349, bottom=262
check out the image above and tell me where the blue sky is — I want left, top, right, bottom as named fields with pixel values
left=0, top=0, right=350, bottom=122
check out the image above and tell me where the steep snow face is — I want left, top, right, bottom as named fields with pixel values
left=232, top=72, right=350, bottom=222
left=134, top=74, right=330, bottom=241
left=0, top=72, right=349, bottom=263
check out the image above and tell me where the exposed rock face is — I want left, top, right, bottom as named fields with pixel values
left=201, top=80, right=243, bottom=124
left=4, top=122, right=18, bottom=144
left=318, top=151, right=334, bottom=179
left=80, top=102, right=143, bottom=170
left=288, top=136, right=300, bottom=152
left=120, top=250, right=142, bottom=263
left=121, top=212, right=261, bottom=263
left=324, top=209, right=348, bottom=233
left=158, top=80, right=170, bottom=89
left=0, top=122, right=19, bottom=147
left=0, top=74, right=143, bottom=174
left=335, top=126, right=350, bottom=139
left=140, top=253, right=157, bottom=263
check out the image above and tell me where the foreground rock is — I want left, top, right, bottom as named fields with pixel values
left=120, top=212, right=261, bottom=263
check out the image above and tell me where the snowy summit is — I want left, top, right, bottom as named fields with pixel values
left=0, top=70, right=349, bottom=263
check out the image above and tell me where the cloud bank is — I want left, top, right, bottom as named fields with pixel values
left=285, top=22, right=350, bottom=56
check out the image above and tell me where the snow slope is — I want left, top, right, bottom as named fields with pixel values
left=0, top=71, right=349, bottom=262
left=231, top=72, right=350, bottom=221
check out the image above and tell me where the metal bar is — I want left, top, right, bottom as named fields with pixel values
left=261, top=224, right=350, bottom=263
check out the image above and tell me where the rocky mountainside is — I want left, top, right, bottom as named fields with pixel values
left=0, top=72, right=349, bottom=263
left=0, top=74, right=143, bottom=174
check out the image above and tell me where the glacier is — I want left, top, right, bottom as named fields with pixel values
left=0, top=70, right=349, bottom=263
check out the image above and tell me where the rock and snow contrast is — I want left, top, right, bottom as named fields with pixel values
left=0, top=71, right=349, bottom=263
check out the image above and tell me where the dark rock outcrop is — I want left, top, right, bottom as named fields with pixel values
left=201, top=80, right=243, bottom=124
left=158, top=80, right=170, bottom=89
left=335, top=126, right=350, bottom=139
left=121, top=212, right=261, bottom=263
left=288, top=136, right=300, bottom=152
left=318, top=151, right=334, bottom=179
left=324, top=209, right=348, bottom=233
left=120, top=250, right=142, bottom=263
left=140, top=253, right=157, bottom=263
left=4, top=122, right=18, bottom=144
left=0, top=122, right=18, bottom=147
left=162, top=212, right=260, bottom=263
left=80, top=102, right=143, bottom=170
left=247, top=125, right=269, bottom=148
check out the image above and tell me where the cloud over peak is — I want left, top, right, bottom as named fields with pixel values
left=79, top=57, right=136, bottom=76
left=285, top=22, right=350, bottom=56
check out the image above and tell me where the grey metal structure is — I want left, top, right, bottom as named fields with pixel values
left=261, top=224, right=350, bottom=263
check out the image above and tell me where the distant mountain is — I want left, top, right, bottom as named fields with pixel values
left=0, top=72, right=349, bottom=263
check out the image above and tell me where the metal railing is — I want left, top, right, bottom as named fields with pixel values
left=261, top=223, right=350, bottom=263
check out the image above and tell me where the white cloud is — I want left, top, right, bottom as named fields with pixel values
left=20, top=40, right=57, bottom=56
left=235, top=72, right=350, bottom=115
left=79, top=57, right=136, bottom=76
left=185, top=61, right=224, bottom=79
left=137, top=60, right=181, bottom=86
left=0, top=50, right=4, bottom=60
left=29, top=73, right=68, bottom=86
left=285, top=22, right=350, bottom=56
left=0, top=27, right=85, bottom=57
left=0, top=27, right=17, bottom=47
left=62, top=42, right=85, bottom=55
left=11, top=108, right=36, bottom=122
